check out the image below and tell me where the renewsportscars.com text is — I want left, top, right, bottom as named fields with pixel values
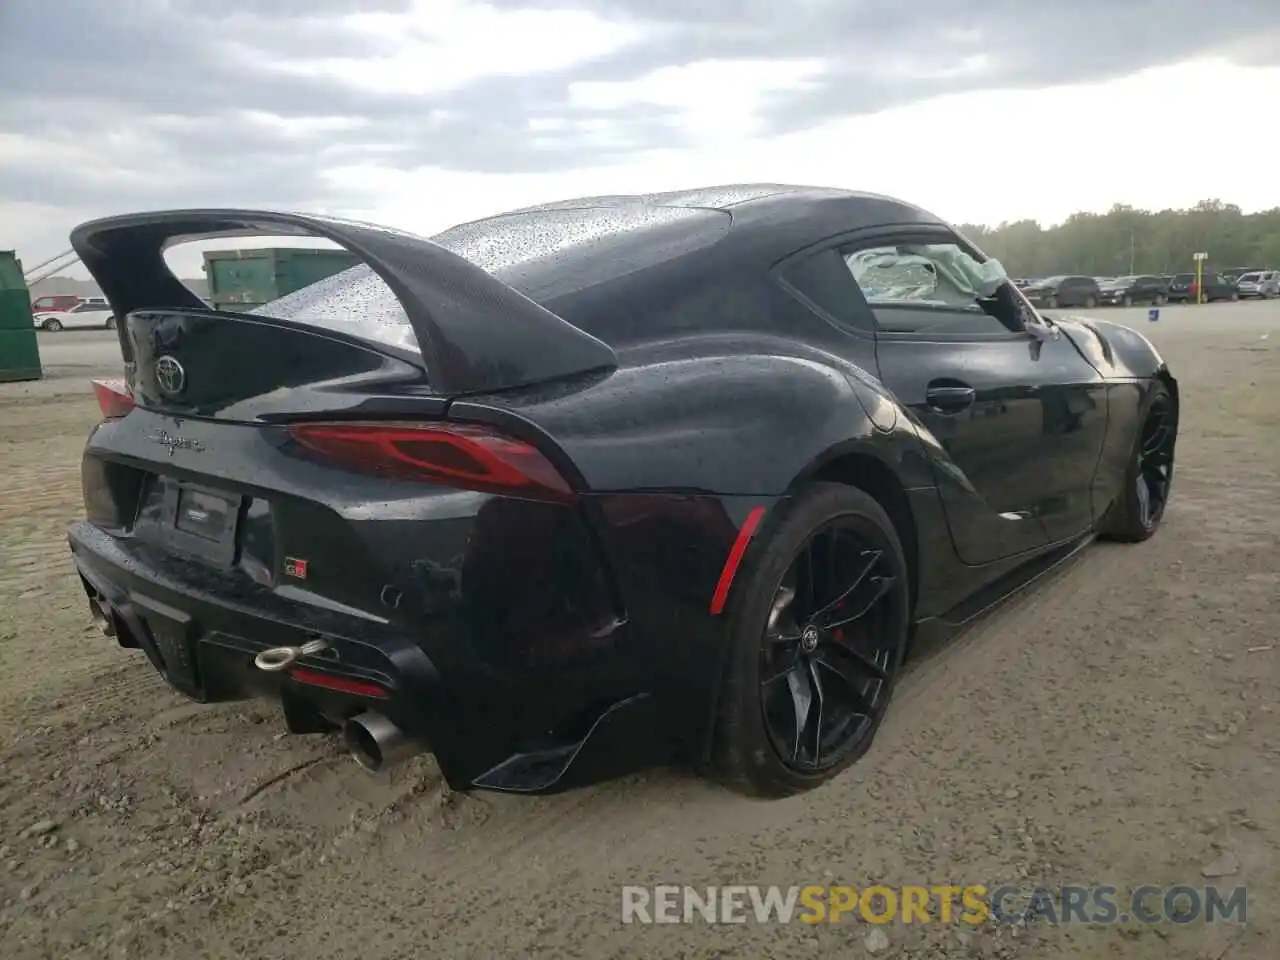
left=621, top=884, right=1248, bottom=925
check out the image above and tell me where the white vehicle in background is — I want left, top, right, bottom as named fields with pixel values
left=32, top=296, right=117, bottom=331
left=1235, top=271, right=1279, bottom=299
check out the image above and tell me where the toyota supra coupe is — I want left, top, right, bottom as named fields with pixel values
left=67, top=185, right=1178, bottom=798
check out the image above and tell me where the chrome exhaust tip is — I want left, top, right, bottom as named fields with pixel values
left=342, top=711, right=421, bottom=772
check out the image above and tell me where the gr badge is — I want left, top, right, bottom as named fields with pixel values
left=283, top=557, right=309, bottom=580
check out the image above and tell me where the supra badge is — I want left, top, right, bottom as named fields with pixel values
left=145, top=430, right=204, bottom=457
left=283, top=557, right=309, bottom=579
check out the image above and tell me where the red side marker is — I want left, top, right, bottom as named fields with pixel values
left=709, top=506, right=767, bottom=615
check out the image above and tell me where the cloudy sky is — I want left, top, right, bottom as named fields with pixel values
left=3, top=0, right=1279, bottom=275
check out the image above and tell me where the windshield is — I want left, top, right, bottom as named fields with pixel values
left=1107, top=276, right=1136, bottom=286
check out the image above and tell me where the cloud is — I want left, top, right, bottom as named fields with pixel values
left=2, top=0, right=1278, bottom=267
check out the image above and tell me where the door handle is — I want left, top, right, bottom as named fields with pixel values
left=925, top=383, right=976, bottom=412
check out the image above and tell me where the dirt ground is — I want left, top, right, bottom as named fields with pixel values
left=1, top=304, right=1276, bottom=960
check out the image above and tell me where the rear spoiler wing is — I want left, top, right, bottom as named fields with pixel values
left=70, top=209, right=618, bottom=396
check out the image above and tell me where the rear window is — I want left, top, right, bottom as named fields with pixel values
left=1238, top=273, right=1261, bottom=282
left=250, top=265, right=419, bottom=354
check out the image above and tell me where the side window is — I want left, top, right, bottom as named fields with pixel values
left=840, top=240, right=1023, bottom=335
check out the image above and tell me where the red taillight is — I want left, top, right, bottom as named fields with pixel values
left=91, top=378, right=135, bottom=420
left=286, top=421, right=576, bottom=502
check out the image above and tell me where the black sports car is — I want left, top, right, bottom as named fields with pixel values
left=67, top=185, right=1178, bottom=799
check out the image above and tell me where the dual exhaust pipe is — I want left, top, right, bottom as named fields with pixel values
left=342, top=711, right=424, bottom=773
left=93, top=593, right=420, bottom=773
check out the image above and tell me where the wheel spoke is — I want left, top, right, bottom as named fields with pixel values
left=818, top=637, right=889, bottom=685
left=785, top=664, right=816, bottom=763
left=823, top=575, right=896, bottom=631
left=809, top=548, right=881, bottom=625
left=761, top=644, right=801, bottom=685
left=1135, top=473, right=1150, bottom=526
left=803, top=661, right=825, bottom=766
left=812, top=656, right=877, bottom=717
left=1142, top=424, right=1171, bottom=457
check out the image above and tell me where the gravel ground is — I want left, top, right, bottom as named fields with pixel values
left=0, top=303, right=1276, bottom=959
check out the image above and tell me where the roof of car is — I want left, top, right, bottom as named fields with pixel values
left=428, top=183, right=945, bottom=303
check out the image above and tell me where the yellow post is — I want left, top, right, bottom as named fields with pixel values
left=1195, top=258, right=1204, bottom=305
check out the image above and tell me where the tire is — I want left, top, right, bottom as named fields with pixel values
left=711, top=483, right=911, bottom=798
left=1122, top=295, right=1133, bottom=307
left=105, top=315, right=117, bottom=330
left=1097, top=382, right=1175, bottom=543
left=41, top=318, right=62, bottom=332
left=1045, top=295, right=1059, bottom=309
left=1156, top=293, right=1168, bottom=305
left=1084, top=295, right=1098, bottom=308
left=1230, top=291, right=1239, bottom=302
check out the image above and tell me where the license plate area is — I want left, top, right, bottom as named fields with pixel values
left=136, top=475, right=243, bottom=568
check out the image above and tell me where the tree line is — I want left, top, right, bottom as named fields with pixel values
left=959, top=200, right=1280, bottom=278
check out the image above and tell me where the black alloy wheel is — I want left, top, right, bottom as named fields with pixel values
left=1133, top=393, right=1175, bottom=531
left=712, top=484, right=910, bottom=797
left=1099, top=384, right=1176, bottom=542
left=759, top=524, right=900, bottom=772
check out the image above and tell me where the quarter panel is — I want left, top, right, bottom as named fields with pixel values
left=450, top=335, right=932, bottom=496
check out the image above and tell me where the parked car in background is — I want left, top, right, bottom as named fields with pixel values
left=32, top=296, right=116, bottom=331
left=1222, top=267, right=1265, bottom=284
left=1165, top=273, right=1239, bottom=303
left=31, top=293, right=82, bottom=313
left=1020, top=275, right=1101, bottom=308
left=1098, top=275, right=1170, bottom=306
left=1235, top=270, right=1279, bottom=299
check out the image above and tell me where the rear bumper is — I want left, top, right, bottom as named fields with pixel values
left=67, top=521, right=668, bottom=793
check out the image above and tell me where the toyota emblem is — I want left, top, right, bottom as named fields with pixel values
left=154, top=356, right=186, bottom=397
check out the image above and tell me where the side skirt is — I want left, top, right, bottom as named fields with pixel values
left=911, top=532, right=1095, bottom=652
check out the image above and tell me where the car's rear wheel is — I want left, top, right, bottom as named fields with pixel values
left=1084, top=295, right=1098, bottom=308
left=1230, top=291, right=1240, bottom=302
left=41, top=318, right=62, bottom=332
left=1098, top=382, right=1175, bottom=543
left=1122, top=295, right=1133, bottom=307
left=711, top=484, right=910, bottom=797
left=1156, top=293, right=1168, bottom=305
left=1045, top=295, right=1059, bottom=309
left=105, top=315, right=117, bottom=330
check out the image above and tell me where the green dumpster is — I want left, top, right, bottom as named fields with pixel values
left=0, top=251, right=43, bottom=383
left=203, top=247, right=361, bottom=312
